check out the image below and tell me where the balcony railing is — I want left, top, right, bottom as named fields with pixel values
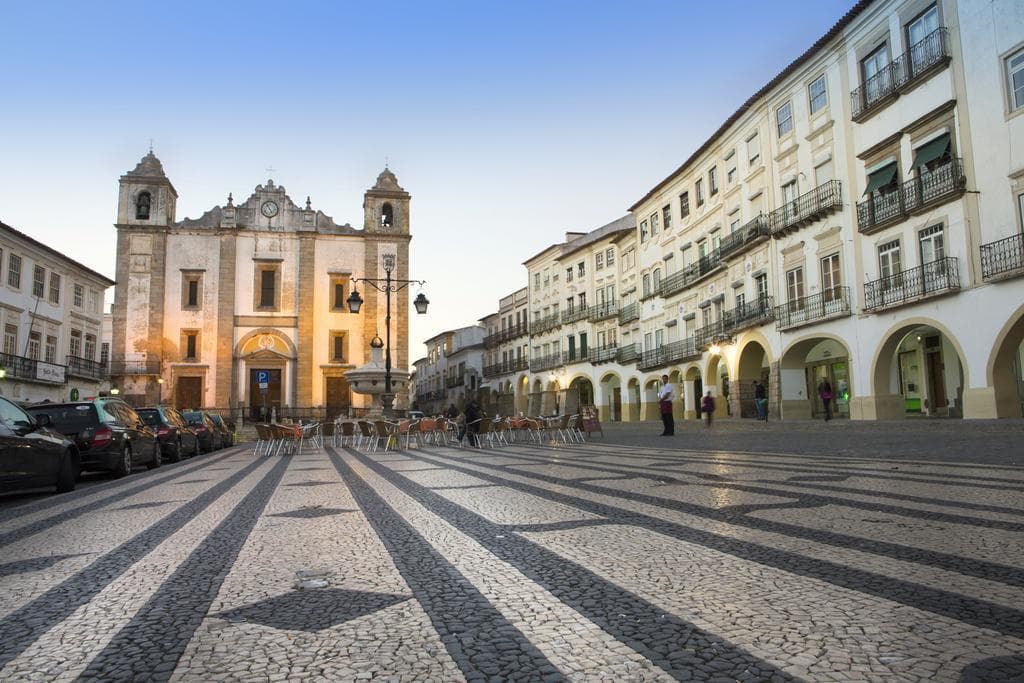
left=66, top=355, right=108, bottom=381
left=769, top=180, right=843, bottom=236
left=695, top=320, right=730, bottom=350
left=530, top=314, right=561, bottom=336
left=530, top=353, right=562, bottom=373
left=484, top=323, right=530, bottom=347
left=588, top=302, right=619, bottom=322
left=857, top=158, right=966, bottom=234
left=638, top=347, right=666, bottom=372
left=981, top=233, right=1024, bottom=282
left=775, top=286, right=852, bottom=331
left=0, top=352, right=67, bottom=384
left=562, top=350, right=589, bottom=365
left=851, top=27, right=951, bottom=121
left=561, top=306, right=590, bottom=325
left=659, top=252, right=724, bottom=298
left=109, top=359, right=162, bottom=376
left=863, top=257, right=959, bottom=312
left=723, top=297, right=775, bottom=334
left=618, top=302, right=639, bottom=324
left=663, top=337, right=700, bottom=364
left=445, top=375, right=465, bottom=388
left=483, top=357, right=529, bottom=378
left=718, top=215, right=770, bottom=260
left=588, top=344, right=619, bottom=364
left=617, top=343, right=640, bottom=364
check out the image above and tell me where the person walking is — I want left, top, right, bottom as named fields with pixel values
left=657, top=374, right=674, bottom=436
left=754, top=381, right=768, bottom=422
left=702, top=391, right=715, bottom=427
left=464, top=400, right=482, bottom=446
left=819, top=380, right=833, bottom=422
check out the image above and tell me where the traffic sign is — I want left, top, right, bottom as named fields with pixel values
left=256, top=370, right=270, bottom=384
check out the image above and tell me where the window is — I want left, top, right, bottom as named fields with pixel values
left=906, top=5, right=939, bottom=75
left=782, top=181, right=798, bottom=219
left=49, top=272, right=60, bottom=304
left=809, top=75, right=828, bottom=113
left=566, top=267, right=573, bottom=282
left=919, top=224, right=945, bottom=264
left=331, top=332, right=346, bottom=361
left=184, top=331, right=199, bottom=360
left=912, top=133, right=951, bottom=177
left=258, top=269, right=276, bottom=308
left=1008, top=48, right=1024, bottom=112
left=662, top=205, right=671, bottom=230
left=650, top=213, right=659, bottom=236
left=755, top=274, right=769, bottom=304
left=100, top=342, right=110, bottom=367
left=136, top=191, right=152, bottom=220
left=331, top=278, right=349, bottom=310
left=534, top=273, right=540, bottom=290
left=735, top=291, right=745, bottom=310
left=566, top=297, right=574, bottom=313
left=70, top=329, right=82, bottom=358
left=73, top=284, right=84, bottom=308
left=878, top=240, right=902, bottom=280
left=606, top=248, right=615, bottom=266
left=578, top=292, right=586, bottom=308
left=729, top=212, right=741, bottom=234
left=776, top=101, right=793, bottom=137
left=580, top=332, right=588, bottom=357
left=45, top=335, right=56, bottom=363
left=7, top=254, right=20, bottom=289
left=567, top=336, right=576, bottom=361
left=3, top=324, right=17, bottom=355
left=697, top=240, right=707, bottom=259
left=595, top=252, right=604, bottom=270
left=727, top=165, right=737, bottom=184
left=84, top=333, right=96, bottom=361
left=680, top=192, right=690, bottom=218
left=696, top=179, right=705, bottom=206
left=578, top=261, right=585, bottom=278
left=786, top=267, right=805, bottom=304
left=709, top=167, right=718, bottom=195
left=747, top=131, right=761, bottom=166
left=820, top=253, right=841, bottom=301
left=640, top=220, right=648, bottom=242
left=33, top=265, right=45, bottom=298
left=711, top=230, right=721, bottom=252
left=89, top=290, right=100, bottom=314
left=182, top=274, right=202, bottom=309
left=652, top=267, right=662, bottom=292
left=815, top=159, right=835, bottom=186
left=701, top=307, right=712, bottom=328
left=543, top=269, right=550, bottom=286
left=27, top=331, right=40, bottom=360
left=862, top=43, right=891, bottom=104
left=642, top=273, right=651, bottom=297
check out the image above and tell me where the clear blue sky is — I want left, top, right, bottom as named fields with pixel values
left=0, top=0, right=854, bottom=361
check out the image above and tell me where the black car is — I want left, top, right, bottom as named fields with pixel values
left=182, top=411, right=221, bottom=452
left=0, top=396, right=77, bottom=494
left=28, top=398, right=161, bottom=477
left=209, top=414, right=233, bottom=448
left=137, top=406, right=200, bottom=462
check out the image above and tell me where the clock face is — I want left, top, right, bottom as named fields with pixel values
left=261, top=201, right=279, bottom=218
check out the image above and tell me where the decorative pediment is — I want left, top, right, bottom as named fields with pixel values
left=242, top=349, right=291, bottom=361
left=237, top=331, right=296, bottom=360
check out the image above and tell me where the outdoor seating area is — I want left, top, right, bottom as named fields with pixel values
left=252, top=421, right=324, bottom=456
left=327, top=414, right=589, bottom=452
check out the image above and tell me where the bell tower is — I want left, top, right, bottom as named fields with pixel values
left=363, top=167, right=410, bottom=235
left=116, top=150, right=178, bottom=227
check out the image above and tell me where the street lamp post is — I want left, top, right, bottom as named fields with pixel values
left=346, top=254, right=428, bottom=417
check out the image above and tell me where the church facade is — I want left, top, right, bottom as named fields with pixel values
left=110, top=152, right=413, bottom=420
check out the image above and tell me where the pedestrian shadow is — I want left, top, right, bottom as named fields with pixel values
left=958, top=655, right=1024, bottom=682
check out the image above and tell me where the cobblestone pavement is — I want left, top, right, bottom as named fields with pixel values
left=0, top=422, right=1022, bottom=682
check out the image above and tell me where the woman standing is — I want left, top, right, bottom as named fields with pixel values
left=819, top=380, right=833, bottom=422
left=657, top=375, right=674, bottom=436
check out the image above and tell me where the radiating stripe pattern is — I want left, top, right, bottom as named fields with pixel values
left=0, top=439, right=1021, bottom=682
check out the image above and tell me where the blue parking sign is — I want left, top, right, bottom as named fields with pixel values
left=256, top=370, right=270, bottom=384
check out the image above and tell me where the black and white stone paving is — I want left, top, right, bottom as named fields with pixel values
left=0, top=423, right=1022, bottom=682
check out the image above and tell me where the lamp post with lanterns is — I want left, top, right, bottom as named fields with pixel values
left=346, top=254, right=428, bottom=417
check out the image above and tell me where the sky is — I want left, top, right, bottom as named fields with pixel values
left=0, top=0, right=855, bottom=362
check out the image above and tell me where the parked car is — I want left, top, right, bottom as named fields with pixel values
left=27, top=398, right=161, bottom=477
left=209, top=414, right=233, bottom=448
left=0, top=396, right=78, bottom=494
left=182, top=411, right=221, bottom=452
left=137, top=406, right=200, bottom=462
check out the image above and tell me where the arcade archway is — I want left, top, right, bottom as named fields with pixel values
left=872, top=322, right=965, bottom=418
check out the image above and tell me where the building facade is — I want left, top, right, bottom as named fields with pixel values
left=413, top=325, right=485, bottom=415
left=468, top=0, right=1024, bottom=422
left=0, top=221, right=114, bottom=404
left=110, top=152, right=414, bottom=421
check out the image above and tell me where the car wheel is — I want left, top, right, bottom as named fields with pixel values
left=56, top=452, right=76, bottom=493
left=170, top=438, right=182, bottom=463
left=147, top=442, right=162, bottom=469
left=115, top=445, right=132, bottom=478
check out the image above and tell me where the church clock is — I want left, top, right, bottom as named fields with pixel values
left=261, top=201, right=279, bottom=218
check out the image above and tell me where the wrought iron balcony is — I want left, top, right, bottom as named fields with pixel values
left=694, top=320, right=730, bottom=350
left=588, top=344, right=619, bottom=364
left=618, top=302, right=639, bottom=324
left=617, top=343, right=640, bottom=364
left=658, top=252, right=724, bottom=298
left=484, top=357, right=529, bottom=378
left=851, top=27, right=951, bottom=121
left=445, top=375, right=465, bottom=388
left=637, top=347, right=666, bottom=371
left=561, top=306, right=590, bottom=325
left=857, top=159, right=966, bottom=234
left=530, top=314, right=561, bottom=336
left=723, top=297, right=775, bottom=334
left=863, top=257, right=959, bottom=312
left=663, top=337, right=700, bottom=364
left=0, top=352, right=67, bottom=384
left=484, top=323, right=530, bottom=347
left=561, top=351, right=589, bottom=365
left=981, top=233, right=1024, bottom=282
left=718, top=215, right=770, bottom=260
left=529, top=353, right=562, bottom=373
left=66, top=355, right=108, bottom=381
left=769, top=180, right=842, bottom=236
left=109, top=359, right=162, bottom=376
left=775, top=286, right=852, bottom=331
left=588, top=302, right=618, bottom=322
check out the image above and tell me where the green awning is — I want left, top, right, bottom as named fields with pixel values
left=863, top=163, right=898, bottom=195
left=911, top=134, right=950, bottom=168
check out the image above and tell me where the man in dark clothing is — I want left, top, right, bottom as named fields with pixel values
left=463, top=401, right=482, bottom=447
left=754, top=381, right=768, bottom=421
left=446, top=403, right=459, bottom=419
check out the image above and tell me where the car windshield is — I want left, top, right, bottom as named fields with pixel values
left=136, top=410, right=162, bottom=427
left=182, top=412, right=204, bottom=424
left=28, top=404, right=99, bottom=430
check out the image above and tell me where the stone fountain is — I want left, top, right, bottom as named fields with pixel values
left=345, top=337, right=410, bottom=417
